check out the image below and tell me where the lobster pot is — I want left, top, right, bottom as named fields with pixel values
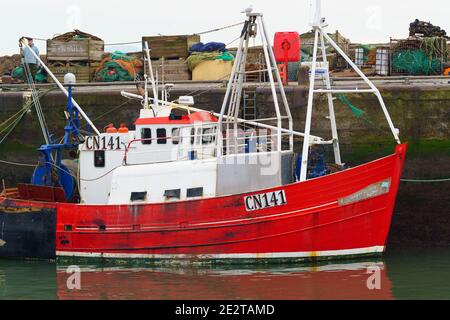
left=376, top=49, right=389, bottom=76
left=390, top=37, right=447, bottom=75
left=355, top=48, right=364, bottom=66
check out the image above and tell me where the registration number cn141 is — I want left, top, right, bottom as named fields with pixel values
left=244, top=190, right=287, bottom=212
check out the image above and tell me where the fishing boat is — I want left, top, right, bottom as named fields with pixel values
left=0, top=2, right=406, bottom=263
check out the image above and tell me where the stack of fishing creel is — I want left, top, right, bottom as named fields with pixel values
left=388, top=19, right=449, bottom=75
left=391, top=32, right=448, bottom=76
left=94, top=51, right=143, bottom=82
left=187, top=42, right=234, bottom=81
left=354, top=45, right=376, bottom=66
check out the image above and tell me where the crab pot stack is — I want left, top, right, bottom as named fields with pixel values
left=142, top=35, right=199, bottom=81
left=301, top=30, right=351, bottom=71
left=47, top=30, right=104, bottom=83
left=228, top=46, right=267, bottom=82
left=390, top=37, right=448, bottom=75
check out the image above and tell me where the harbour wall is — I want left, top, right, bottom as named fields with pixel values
left=0, top=83, right=449, bottom=247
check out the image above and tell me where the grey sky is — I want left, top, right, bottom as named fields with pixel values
left=1, top=0, right=448, bottom=55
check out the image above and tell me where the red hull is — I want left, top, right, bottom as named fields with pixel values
left=2, top=144, right=407, bottom=262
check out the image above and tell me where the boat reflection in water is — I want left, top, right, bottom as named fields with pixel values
left=56, top=260, right=393, bottom=300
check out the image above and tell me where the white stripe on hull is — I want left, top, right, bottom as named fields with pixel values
left=57, top=246, right=385, bottom=260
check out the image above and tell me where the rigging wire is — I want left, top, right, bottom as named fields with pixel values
left=0, top=103, right=31, bottom=130
left=0, top=88, right=56, bottom=145
left=23, top=59, right=50, bottom=144
left=0, top=113, right=27, bottom=146
left=105, top=41, right=141, bottom=46
left=194, top=22, right=245, bottom=36
left=226, top=35, right=242, bottom=48
left=90, top=100, right=132, bottom=122
left=30, top=22, right=245, bottom=47
left=0, top=108, right=28, bottom=136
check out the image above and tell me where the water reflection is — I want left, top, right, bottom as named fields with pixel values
left=55, top=260, right=392, bottom=300
left=2, top=249, right=449, bottom=300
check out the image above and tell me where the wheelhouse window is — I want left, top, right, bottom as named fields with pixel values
left=157, top=128, right=167, bottom=144
left=141, top=128, right=152, bottom=145
left=172, top=128, right=180, bottom=145
left=202, top=128, right=215, bottom=144
left=130, top=191, right=147, bottom=201
left=164, top=189, right=181, bottom=199
left=187, top=187, right=203, bottom=198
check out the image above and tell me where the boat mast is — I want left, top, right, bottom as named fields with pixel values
left=217, top=8, right=294, bottom=156
left=299, top=0, right=401, bottom=182
left=143, top=41, right=159, bottom=110
left=19, top=38, right=101, bottom=136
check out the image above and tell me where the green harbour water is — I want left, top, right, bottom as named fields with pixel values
left=0, top=248, right=449, bottom=300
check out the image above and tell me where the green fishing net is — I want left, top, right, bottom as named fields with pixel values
left=11, top=65, right=47, bottom=83
left=186, top=50, right=234, bottom=71
left=337, top=94, right=365, bottom=118
left=95, top=61, right=134, bottom=82
left=392, top=50, right=442, bottom=75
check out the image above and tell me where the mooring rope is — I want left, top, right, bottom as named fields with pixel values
left=401, top=178, right=450, bottom=183
left=0, top=159, right=37, bottom=168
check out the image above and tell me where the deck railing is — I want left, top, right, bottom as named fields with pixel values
left=121, top=122, right=286, bottom=166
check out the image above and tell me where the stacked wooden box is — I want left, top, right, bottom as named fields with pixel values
left=47, top=31, right=104, bottom=83
left=142, top=35, right=200, bottom=81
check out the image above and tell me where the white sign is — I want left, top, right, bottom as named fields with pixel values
left=83, top=136, right=123, bottom=151
left=244, top=190, right=287, bottom=212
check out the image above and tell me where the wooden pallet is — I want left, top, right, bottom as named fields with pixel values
left=48, top=61, right=99, bottom=83
left=151, top=58, right=191, bottom=81
left=47, top=39, right=104, bottom=62
left=142, top=35, right=200, bottom=59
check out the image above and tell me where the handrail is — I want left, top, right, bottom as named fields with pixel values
left=120, top=116, right=294, bottom=166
